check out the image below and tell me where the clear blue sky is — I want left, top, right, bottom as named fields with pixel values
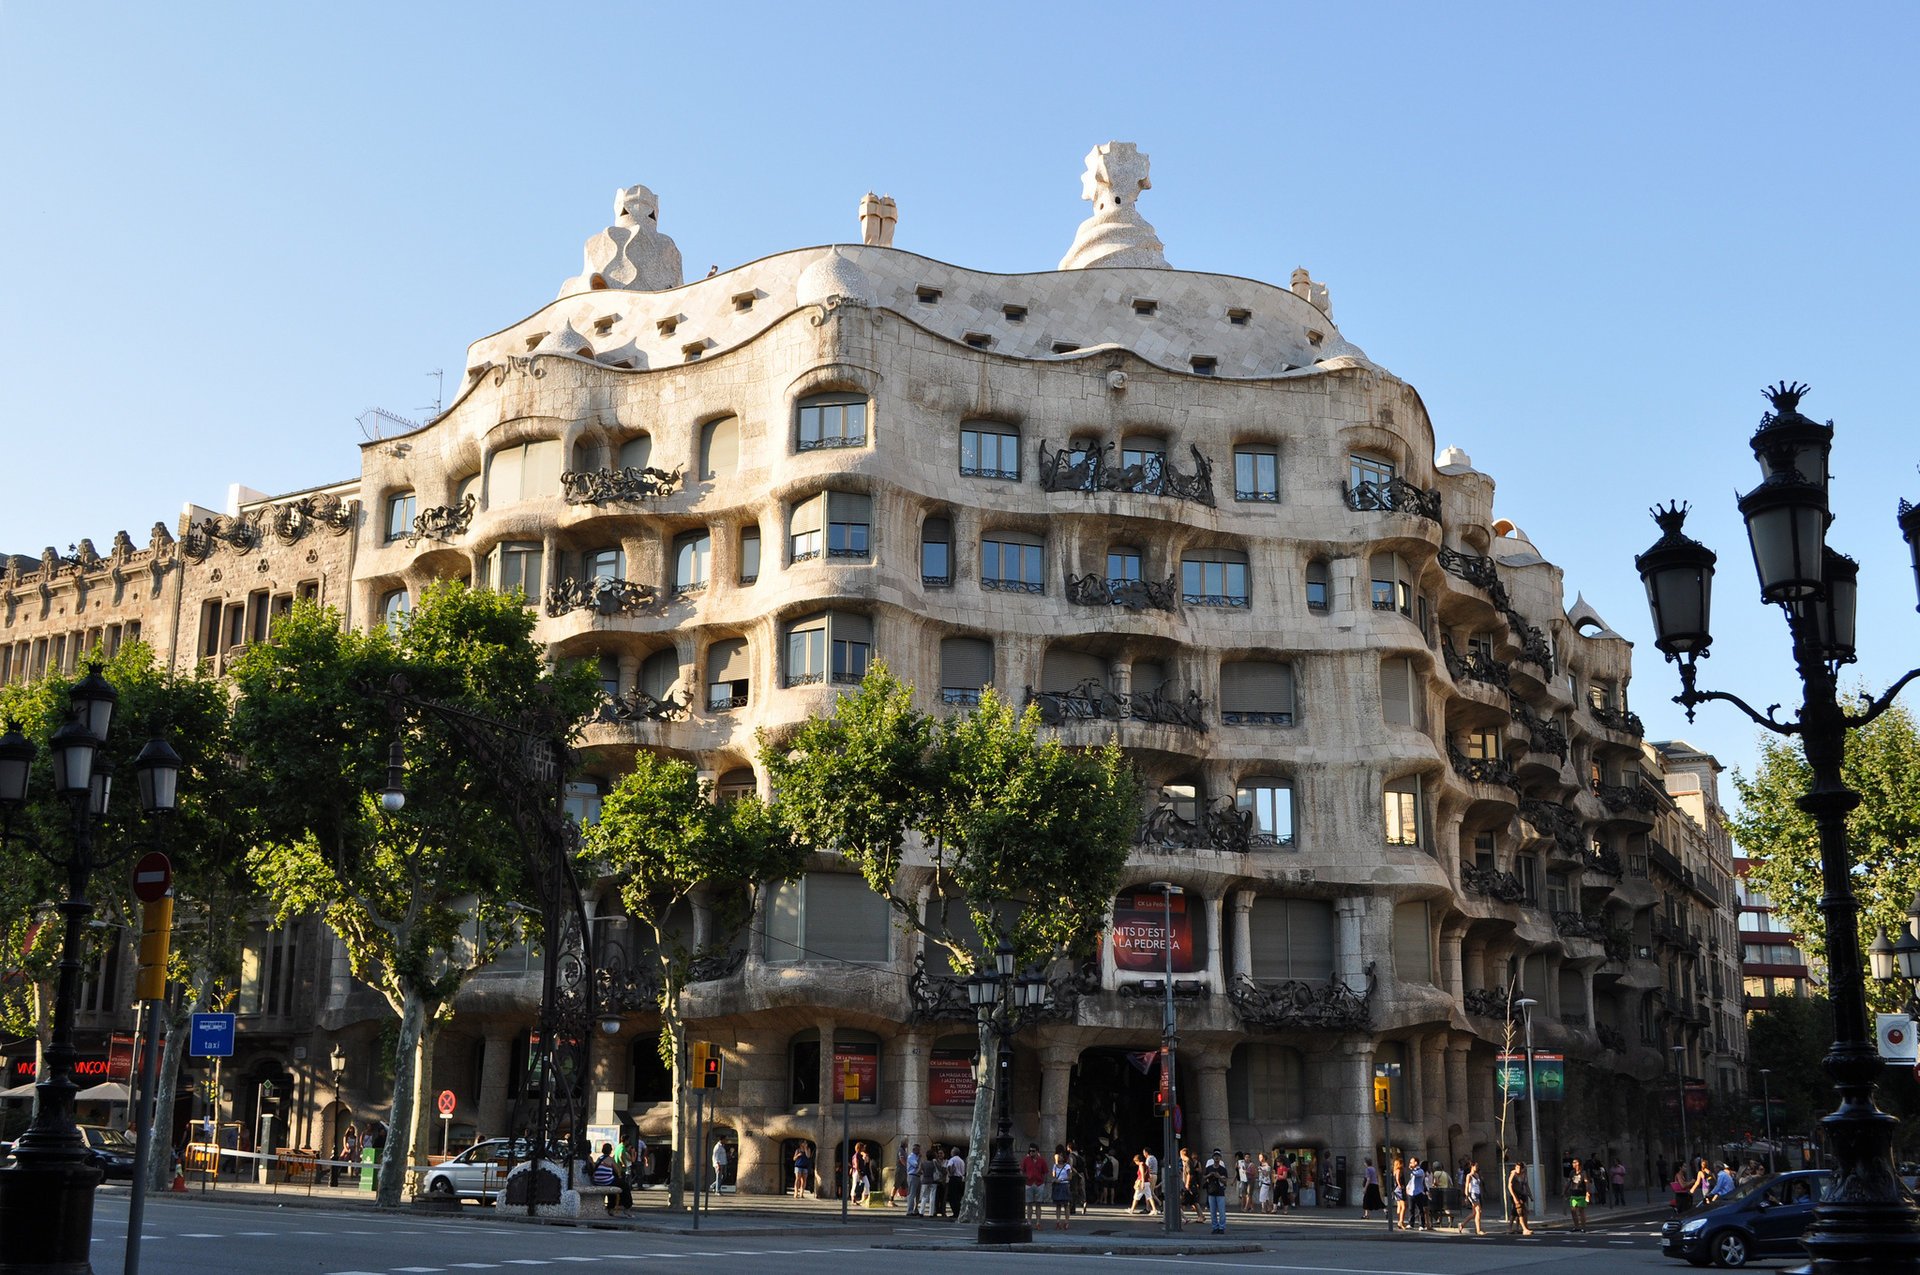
left=4, top=2, right=1917, bottom=794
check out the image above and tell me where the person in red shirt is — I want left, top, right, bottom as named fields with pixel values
left=1021, top=1143, right=1049, bottom=1224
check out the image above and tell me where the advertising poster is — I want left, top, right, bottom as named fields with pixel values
left=834, top=1044, right=878, bottom=1104
left=1496, top=1053, right=1528, bottom=1098
left=108, top=1033, right=136, bottom=1083
left=1531, top=1053, right=1565, bottom=1102
left=1110, top=890, right=1198, bottom=972
left=928, top=1050, right=977, bottom=1107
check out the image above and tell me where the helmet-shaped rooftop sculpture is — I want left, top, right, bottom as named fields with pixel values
left=558, top=183, right=684, bottom=297
left=1059, top=141, right=1169, bottom=271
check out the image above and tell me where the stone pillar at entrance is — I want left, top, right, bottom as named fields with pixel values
left=1438, top=926, right=1465, bottom=1003
left=1334, top=1038, right=1377, bottom=1203
left=899, top=1029, right=931, bottom=1160
left=815, top=1020, right=837, bottom=1198
left=1419, top=1037, right=1447, bottom=1162
left=1038, top=1046, right=1074, bottom=1154
left=1202, top=894, right=1225, bottom=995
left=1229, top=890, right=1254, bottom=980
left=1192, top=1048, right=1231, bottom=1166
left=1445, top=1041, right=1471, bottom=1147
left=476, top=1027, right=513, bottom=1142
left=1333, top=898, right=1368, bottom=994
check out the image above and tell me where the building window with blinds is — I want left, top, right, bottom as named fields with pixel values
left=617, top=434, right=652, bottom=470
left=1305, top=559, right=1330, bottom=613
left=1383, top=774, right=1424, bottom=848
left=1234, top=446, right=1279, bottom=502
left=940, top=636, right=993, bottom=707
left=1392, top=901, right=1432, bottom=984
left=1220, top=660, right=1294, bottom=726
left=764, top=873, right=892, bottom=964
left=738, top=526, right=761, bottom=585
left=1380, top=656, right=1422, bottom=727
left=584, top=547, right=624, bottom=581
left=981, top=532, right=1044, bottom=592
left=700, top=416, right=739, bottom=480
left=1369, top=552, right=1412, bottom=615
left=1246, top=897, right=1333, bottom=981
left=239, top=924, right=300, bottom=1018
left=385, top=492, right=416, bottom=543
left=1038, top=648, right=1107, bottom=707
left=674, top=530, right=711, bottom=594
left=789, top=495, right=823, bottom=563
left=1227, top=1043, right=1306, bottom=1122
left=487, top=439, right=563, bottom=504
left=1182, top=548, right=1250, bottom=607
left=641, top=648, right=680, bottom=702
left=784, top=612, right=874, bottom=687
left=706, top=637, right=750, bottom=710
left=1235, top=777, right=1296, bottom=847
left=487, top=541, right=543, bottom=600
left=921, top=516, right=952, bottom=587
left=796, top=392, right=868, bottom=451
left=827, top=492, right=871, bottom=559
left=960, top=423, right=1021, bottom=479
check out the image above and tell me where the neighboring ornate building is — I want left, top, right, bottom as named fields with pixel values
left=1, top=143, right=1747, bottom=1194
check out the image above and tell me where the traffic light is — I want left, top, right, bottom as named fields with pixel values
left=690, top=1040, right=723, bottom=1089
left=703, top=1053, right=723, bottom=1090
left=134, top=894, right=174, bottom=1001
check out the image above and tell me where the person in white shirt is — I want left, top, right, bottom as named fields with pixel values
left=710, top=1138, right=728, bottom=1192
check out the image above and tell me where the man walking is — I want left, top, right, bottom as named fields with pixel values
left=1407, top=1157, right=1429, bottom=1230
left=946, top=1146, right=966, bottom=1219
left=906, top=1143, right=923, bottom=1216
left=710, top=1137, right=728, bottom=1193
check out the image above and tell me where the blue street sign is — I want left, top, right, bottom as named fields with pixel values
left=189, top=1013, right=236, bottom=1058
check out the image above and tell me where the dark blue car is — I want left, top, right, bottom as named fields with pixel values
left=1660, top=1169, right=1830, bottom=1267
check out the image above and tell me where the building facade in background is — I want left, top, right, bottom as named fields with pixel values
left=1, top=144, right=1749, bottom=1194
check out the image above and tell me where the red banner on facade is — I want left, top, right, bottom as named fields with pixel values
left=108, top=1034, right=136, bottom=1082
left=928, top=1050, right=976, bottom=1107
left=1110, top=890, right=1198, bottom=972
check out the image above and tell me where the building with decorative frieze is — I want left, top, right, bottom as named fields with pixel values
left=1, top=143, right=1747, bottom=1197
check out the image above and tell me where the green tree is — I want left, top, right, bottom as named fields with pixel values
left=230, top=583, right=597, bottom=1206
left=582, top=751, right=801, bottom=1210
left=1746, top=995, right=1833, bottom=1134
left=762, top=671, right=1138, bottom=1221
left=1732, top=697, right=1920, bottom=1016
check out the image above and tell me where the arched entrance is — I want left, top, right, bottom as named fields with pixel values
left=1067, top=1047, right=1177, bottom=1170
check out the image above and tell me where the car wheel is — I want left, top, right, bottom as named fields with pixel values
left=427, top=1176, right=455, bottom=1198
left=1710, top=1230, right=1749, bottom=1268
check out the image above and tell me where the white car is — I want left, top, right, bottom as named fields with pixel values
left=419, top=1138, right=567, bottom=1204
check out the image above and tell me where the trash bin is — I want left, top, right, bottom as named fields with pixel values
left=361, top=1146, right=377, bottom=1191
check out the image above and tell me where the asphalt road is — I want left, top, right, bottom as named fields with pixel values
left=89, top=1190, right=1700, bottom=1275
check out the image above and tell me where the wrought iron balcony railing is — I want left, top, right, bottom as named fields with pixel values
left=595, top=686, right=690, bottom=724
left=1463, top=862, right=1528, bottom=904
left=561, top=464, right=684, bottom=505
left=1137, top=797, right=1290, bottom=854
left=406, top=494, right=476, bottom=547
left=545, top=576, right=660, bottom=618
left=1065, top=573, right=1179, bottom=611
left=1448, top=742, right=1518, bottom=788
left=1519, top=798, right=1585, bottom=856
left=1589, top=702, right=1647, bottom=737
left=1340, top=476, right=1441, bottom=522
left=1228, top=965, right=1374, bottom=1032
left=1464, top=984, right=1515, bottom=1018
left=1437, top=546, right=1500, bottom=591
left=1443, top=638, right=1512, bottom=690
left=1036, top=440, right=1216, bottom=506
left=1509, top=697, right=1569, bottom=760
left=1025, top=679, right=1208, bottom=732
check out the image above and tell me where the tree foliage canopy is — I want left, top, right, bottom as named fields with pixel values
left=1732, top=696, right=1920, bottom=1015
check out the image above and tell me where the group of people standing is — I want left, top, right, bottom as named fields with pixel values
left=901, top=1142, right=968, bottom=1218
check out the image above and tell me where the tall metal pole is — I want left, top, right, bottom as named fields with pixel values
left=1761, top=1069, right=1776, bottom=1175
left=1519, top=998, right=1542, bottom=1216
left=840, top=1062, right=851, bottom=1225
left=1675, top=1045, right=1690, bottom=1175
left=1156, top=883, right=1182, bottom=1234
left=123, top=999, right=162, bottom=1275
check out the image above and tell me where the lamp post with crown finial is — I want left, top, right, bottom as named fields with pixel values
left=1634, top=383, right=1920, bottom=1274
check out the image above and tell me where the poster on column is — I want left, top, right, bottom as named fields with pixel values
left=1109, top=890, right=1199, bottom=972
left=834, top=1044, right=878, bottom=1104
left=928, top=1051, right=977, bottom=1107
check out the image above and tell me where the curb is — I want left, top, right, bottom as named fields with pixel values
left=881, top=1242, right=1265, bottom=1256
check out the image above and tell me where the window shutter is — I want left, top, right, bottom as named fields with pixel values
left=1248, top=898, right=1289, bottom=980
left=488, top=446, right=524, bottom=503
left=1221, top=661, right=1293, bottom=714
left=765, top=880, right=802, bottom=963
left=923, top=515, right=951, bottom=544
left=1306, top=559, right=1328, bottom=587
left=641, top=649, right=678, bottom=698
left=701, top=418, right=738, bottom=477
left=828, top=491, right=872, bottom=523
left=1041, top=649, right=1106, bottom=692
left=790, top=495, right=823, bottom=535
left=619, top=435, right=653, bottom=470
left=1381, top=658, right=1411, bottom=725
left=831, top=611, right=873, bottom=644
left=1287, top=900, right=1335, bottom=982
left=806, top=874, right=890, bottom=964
left=941, top=637, right=993, bottom=689
left=524, top=440, right=563, bottom=495
left=739, top=527, right=761, bottom=578
left=1392, top=902, right=1431, bottom=983
left=707, top=637, right=749, bottom=682
left=1132, top=661, right=1167, bottom=694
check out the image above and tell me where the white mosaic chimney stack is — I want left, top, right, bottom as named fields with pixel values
left=858, top=192, right=898, bottom=246
left=1059, top=141, right=1168, bottom=271
left=558, top=184, right=684, bottom=297
left=1291, top=267, right=1333, bottom=320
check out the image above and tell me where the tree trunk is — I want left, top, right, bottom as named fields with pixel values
left=143, top=993, right=197, bottom=1192
left=669, top=1027, right=686, bottom=1213
left=411, top=1029, right=438, bottom=1164
left=958, top=1018, right=995, bottom=1224
left=377, top=991, right=430, bottom=1207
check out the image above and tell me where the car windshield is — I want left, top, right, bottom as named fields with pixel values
left=1744, top=1173, right=1826, bottom=1206
left=85, top=1128, right=135, bottom=1151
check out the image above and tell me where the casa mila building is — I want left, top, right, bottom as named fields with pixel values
left=0, top=143, right=1746, bottom=1196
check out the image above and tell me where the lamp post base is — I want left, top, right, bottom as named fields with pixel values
left=0, top=1157, right=105, bottom=1275
left=976, top=1162, right=1032, bottom=1246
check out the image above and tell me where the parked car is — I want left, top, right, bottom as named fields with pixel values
left=418, top=1138, right=566, bottom=1204
left=1661, top=1169, right=1830, bottom=1267
left=77, top=1125, right=138, bottom=1180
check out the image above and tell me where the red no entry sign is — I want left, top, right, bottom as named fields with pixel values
left=437, top=1089, right=456, bottom=1116
left=132, top=852, right=172, bottom=903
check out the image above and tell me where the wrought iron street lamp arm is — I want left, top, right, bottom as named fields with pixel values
left=1843, top=666, right=1920, bottom=730
left=1673, top=663, right=1799, bottom=735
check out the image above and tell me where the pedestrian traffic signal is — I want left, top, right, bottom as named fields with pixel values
left=691, top=1040, right=723, bottom=1089
left=703, top=1054, right=723, bottom=1089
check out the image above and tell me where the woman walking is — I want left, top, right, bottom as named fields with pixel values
left=1051, top=1150, right=1073, bottom=1231
left=1506, top=1161, right=1534, bottom=1236
left=1129, top=1152, right=1154, bottom=1214
left=1464, top=1162, right=1484, bottom=1235
left=1361, top=1157, right=1384, bottom=1219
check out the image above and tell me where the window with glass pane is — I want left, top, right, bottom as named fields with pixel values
left=1235, top=778, right=1295, bottom=847
left=1108, top=547, right=1142, bottom=583
left=1468, top=632, right=1496, bottom=662
left=490, top=542, right=543, bottom=598
left=789, top=495, right=823, bottom=562
left=593, top=654, right=620, bottom=699
left=1392, top=901, right=1432, bottom=982
left=488, top=439, right=563, bottom=503
left=1120, top=441, right=1166, bottom=492
left=564, top=781, right=603, bottom=826
left=641, top=648, right=678, bottom=700
left=1546, top=873, right=1570, bottom=913
left=700, top=417, right=738, bottom=480
left=380, top=588, right=411, bottom=632
left=832, top=636, right=870, bottom=683
left=1182, top=550, right=1249, bottom=606
left=674, top=532, right=711, bottom=593
left=1384, top=775, right=1422, bottom=846
left=960, top=425, right=1021, bottom=479
left=618, top=435, right=652, bottom=470
left=1465, top=727, right=1501, bottom=761
left=1247, top=898, right=1333, bottom=981
left=385, top=493, right=416, bottom=542
left=940, top=636, right=992, bottom=707
left=706, top=637, right=749, bottom=710
left=1234, top=448, right=1278, bottom=501
left=1516, top=854, right=1538, bottom=903
left=1350, top=453, right=1395, bottom=489
left=1474, top=830, right=1497, bottom=872
left=786, top=619, right=826, bottom=686
left=981, top=535, right=1044, bottom=592
left=921, top=516, right=951, bottom=587
left=796, top=393, right=868, bottom=450
left=764, top=873, right=890, bottom=964
left=827, top=492, right=871, bottom=559
left=585, top=547, right=624, bottom=581
left=738, top=527, right=761, bottom=583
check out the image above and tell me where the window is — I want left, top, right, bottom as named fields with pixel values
left=488, top=541, right=543, bottom=598
left=674, top=531, right=711, bottom=593
left=981, top=532, right=1045, bottom=593
left=1369, top=552, right=1412, bottom=615
left=1247, top=898, right=1333, bottom=980
left=1384, top=775, right=1423, bottom=847
left=1546, top=872, right=1571, bottom=914
left=584, top=547, right=624, bottom=581
left=700, top=417, right=739, bottom=480
left=238, top=924, right=299, bottom=1017
left=921, top=516, right=952, bottom=587
left=1234, top=448, right=1278, bottom=502
left=385, top=492, right=416, bottom=542
left=830, top=613, right=872, bottom=684
left=591, top=654, right=620, bottom=699
left=940, top=637, right=993, bottom=707
left=1305, top=559, right=1330, bottom=613
left=641, top=648, right=679, bottom=701
left=1235, top=778, right=1296, bottom=847
left=1108, top=546, right=1142, bottom=583
left=1132, top=297, right=1158, bottom=316
left=785, top=612, right=873, bottom=687
left=960, top=424, right=1021, bottom=480
left=827, top=492, right=872, bottom=559
left=1120, top=438, right=1166, bottom=493
left=564, top=781, right=604, bottom=826
left=1182, top=549, right=1249, bottom=607
left=706, top=638, right=749, bottom=710
left=1189, top=356, right=1217, bottom=376
left=789, top=495, right=822, bottom=562
left=1221, top=660, right=1294, bottom=726
left=1392, top=902, right=1432, bottom=983
left=1040, top=648, right=1106, bottom=694
left=487, top=439, right=563, bottom=504
left=716, top=768, right=756, bottom=802
left=738, top=527, right=761, bottom=584
left=1516, top=854, right=1539, bottom=904
left=1350, top=453, right=1395, bottom=490
left=915, top=285, right=942, bottom=304
left=796, top=393, right=867, bottom=450
left=1474, top=830, right=1497, bottom=872
left=1227, top=1044, right=1306, bottom=1123
left=765, top=873, right=891, bottom=964
left=455, top=472, right=480, bottom=507
left=1003, top=304, right=1027, bottom=322
left=1463, top=726, right=1501, bottom=761
left=1227, top=307, right=1251, bottom=326
left=617, top=435, right=652, bottom=470
left=380, top=588, right=411, bottom=632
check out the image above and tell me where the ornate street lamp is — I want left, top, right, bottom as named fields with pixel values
left=0, top=665, right=178, bottom=1275
left=1635, top=384, right=1920, bottom=1274
left=972, top=938, right=1051, bottom=1245
left=1149, top=880, right=1183, bottom=1235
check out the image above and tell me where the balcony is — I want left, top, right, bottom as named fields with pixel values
left=1436, top=546, right=1500, bottom=591
left=595, top=686, right=690, bottom=724
left=1137, top=797, right=1290, bottom=854
left=560, top=464, right=684, bottom=505
left=1025, top=679, right=1208, bottom=732
left=1519, top=798, right=1584, bottom=857
left=1036, top=440, right=1216, bottom=506
left=405, top=494, right=476, bottom=546
left=1463, top=862, right=1528, bottom=904
left=1553, top=911, right=1609, bottom=942
left=1464, top=984, right=1515, bottom=1019
left=1594, top=779, right=1660, bottom=817
left=545, top=576, right=660, bottom=618
left=1340, top=476, right=1440, bottom=522
left=1588, top=702, right=1646, bottom=738
left=1448, top=742, right=1517, bottom=789
left=1509, top=698, right=1568, bottom=761
left=1228, top=966, right=1375, bottom=1032
left=1443, top=639, right=1512, bottom=692
left=1065, top=573, right=1179, bottom=612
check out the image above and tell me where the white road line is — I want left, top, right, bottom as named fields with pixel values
left=325, top=1270, right=388, bottom=1275
left=447, top=1265, right=503, bottom=1270
left=178, top=1233, right=224, bottom=1238
left=235, top=1231, right=278, bottom=1236
left=395, top=1267, right=447, bottom=1272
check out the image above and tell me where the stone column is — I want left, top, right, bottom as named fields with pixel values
left=617, top=652, right=639, bottom=697
left=1333, top=1038, right=1376, bottom=1198
left=731, top=1032, right=782, bottom=1194
left=1583, top=968, right=1598, bottom=1031
left=1446, top=1041, right=1471, bottom=1137
left=1334, top=898, right=1368, bottom=994
left=1202, top=893, right=1225, bottom=995
left=1439, top=925, right=1465, bottom=1003
left=476, top=1027, right=513, bottom=1142
left=815, top=1020, right=836, bottom=1198
left=1192, top=1047, right=1232, bottom=1167
left=1420, top=1037, right=1447, bottom=1160
left=1038, top=1045, right=1075, bottom=1153
left=1229, top=890, right=1254, bottom=981
left=899, top=1029, right=931, bottom=1157
left=1462, top=937, right=1488, bottom=995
